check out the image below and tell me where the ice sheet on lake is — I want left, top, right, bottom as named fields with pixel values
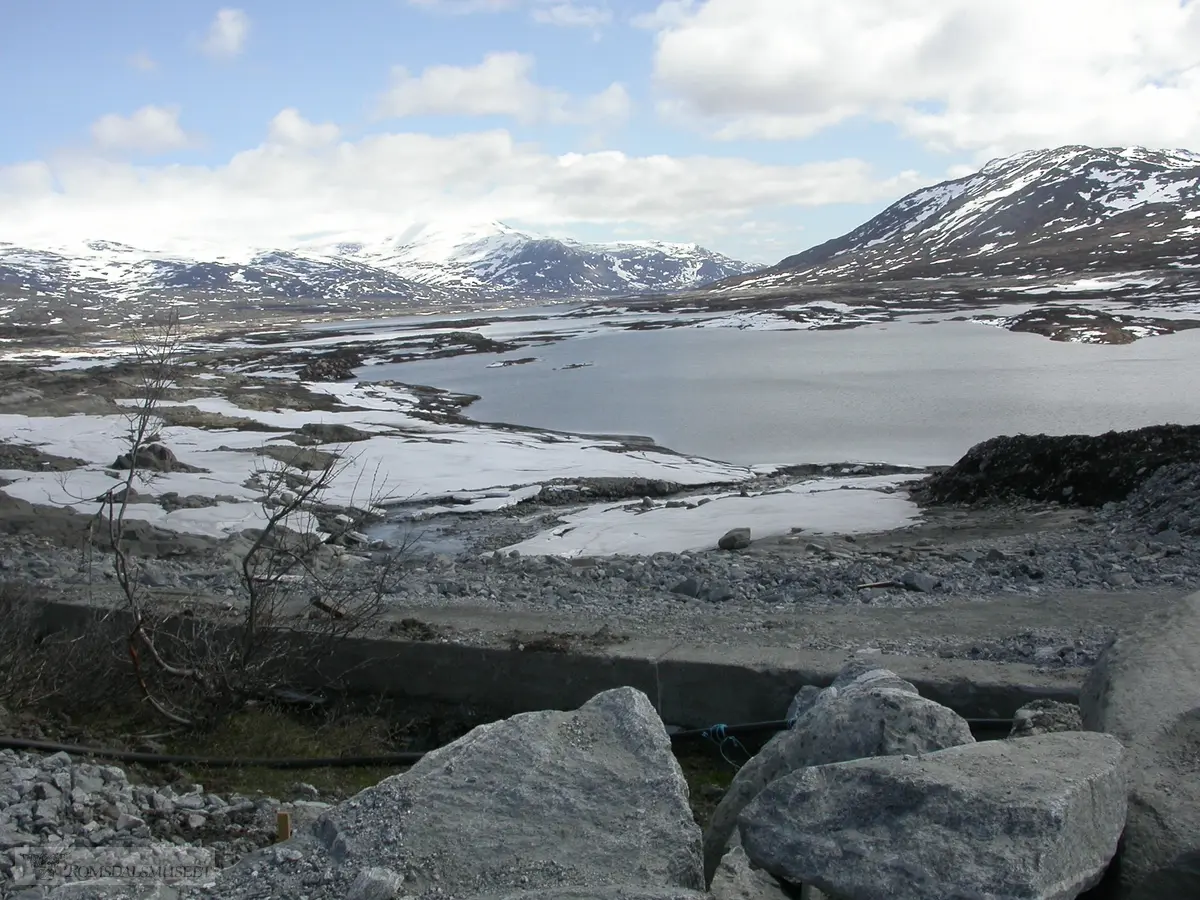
left=498, top=474, right=921, bottom=557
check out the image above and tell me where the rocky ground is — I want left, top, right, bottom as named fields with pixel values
left=0, top=749, right=299, bottom=886
left=3, top=457, right=1198, bottom=670
left=1, top=308, right=1199, bottom=897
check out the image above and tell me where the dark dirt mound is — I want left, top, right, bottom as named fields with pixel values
left=0, top=494, right=214, bottom=557
left=0, top=441, right=86, bottom=472
left=297, top=348, right=363, bottom=382
left=912, top=425, right=1200, bottom=507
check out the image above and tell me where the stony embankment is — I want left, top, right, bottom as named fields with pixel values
left=5, top=663, right=1160, bottom=900
left=10, top=612, right=1196, bottom=900
left=0, top=749, right=307, bottom=891
left=4, top=464, right=1198, bottom=665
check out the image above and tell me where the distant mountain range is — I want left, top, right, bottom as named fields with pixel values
left=0, top=221, right=757, bottom=309
left=7, top=145, right=1200, bottom=316
left=714, top=145, right=1200, bottom=292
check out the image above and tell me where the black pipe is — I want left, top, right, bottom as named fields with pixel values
left=0, top=718, right=1015, bottom=769
left=0, top=737, right=426, bottom=769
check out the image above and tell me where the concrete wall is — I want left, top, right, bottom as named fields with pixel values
left=36, top=597, right=1083, bottom=728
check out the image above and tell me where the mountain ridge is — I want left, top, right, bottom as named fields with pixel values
left=714, top=144, right=1200, bottom=292
left=0, top=220, right=757, bottom=309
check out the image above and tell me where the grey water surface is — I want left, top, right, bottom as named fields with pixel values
left=359, top=319, right=1200, bottom=467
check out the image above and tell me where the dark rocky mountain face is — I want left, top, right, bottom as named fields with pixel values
left=715, top=146, right=1200, bottom=290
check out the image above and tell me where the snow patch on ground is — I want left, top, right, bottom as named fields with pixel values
left=499, top=475, right=920, bottom=557
left=0, top=379, right=760, bottom=539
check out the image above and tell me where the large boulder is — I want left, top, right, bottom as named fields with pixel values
left=702, top=661, right=974, bottom=883
left=740, top=731, right=1127, bottom=900
left=183, top=687, right=704, bottom=899
left=1080, top=590, right=1200, bottom=899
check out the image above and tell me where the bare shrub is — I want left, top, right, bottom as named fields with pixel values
left=0, top=580, right=129, bottom=715
left=86, top=312, right=406, bottom=727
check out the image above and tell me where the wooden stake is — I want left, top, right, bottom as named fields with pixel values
left=309, top=597, right=346, bottom=619
left=276, top=811, right=292, bottom=842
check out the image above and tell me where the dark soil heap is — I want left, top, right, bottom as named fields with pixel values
left=913, top=425, right=1200, bottom=507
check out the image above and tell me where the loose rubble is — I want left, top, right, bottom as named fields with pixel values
left=0, top=748, right=293, bottom=892
left=1008, top=699, right=1083, bottom=739
left=4, top=481, right=1197, bottom=667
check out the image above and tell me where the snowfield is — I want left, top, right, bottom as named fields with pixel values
left=0, top=370, right=923, bottom=554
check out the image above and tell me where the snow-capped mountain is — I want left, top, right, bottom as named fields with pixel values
left=0, top=221, right=756, bottom=309
left=295, top=221, right=755, bottom=295
left=717, top=146, right=1200, bottom=291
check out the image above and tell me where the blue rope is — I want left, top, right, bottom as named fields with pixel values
left=700, top=724, right=750, bottom=770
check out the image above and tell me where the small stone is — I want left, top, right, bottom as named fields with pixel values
left=705, top=581, right=736, bottom=603
left=718, top=528, right=752, bottom=551
left=42, top=752, right=73, bottom=770
left=291, top=782, right=321, bottom=800
left=671, top=577, right=702, bottom=598
left=115, top=813, right=145, bottom=831
left=901, top=571, right=938, bottom=593
left=347, top=866, right=405, bottom=900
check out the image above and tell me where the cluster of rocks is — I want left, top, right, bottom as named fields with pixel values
left=1099, top=460, right=1200, bottom=536
left=296, top=349, right=363, bottom=382
left=4, top=587, right=1198, bottom=899
left=0, top=749, right=297, bottom=892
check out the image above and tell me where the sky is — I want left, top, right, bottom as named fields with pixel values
left=2, top=0, right=1200, bottom=263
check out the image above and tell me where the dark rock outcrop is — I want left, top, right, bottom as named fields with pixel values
left=913, top=425, right=1200, bottom=507
left=298, top=349, right=363, bottom=382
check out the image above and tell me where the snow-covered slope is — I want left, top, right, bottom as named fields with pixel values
left=717, top=146, right=1200, bottom=290
left=0, top=222, right=756, bottom=308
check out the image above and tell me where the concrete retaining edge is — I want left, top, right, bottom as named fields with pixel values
left=35, top=596, right=1083, bottom=728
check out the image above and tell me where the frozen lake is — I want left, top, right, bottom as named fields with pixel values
left=360, top=317, right=1200, bottom=467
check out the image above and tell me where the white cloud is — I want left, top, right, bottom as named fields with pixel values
left=580, top=83, right=632, bottom=125
left=89, top=106, right=192, bottom=155
left=266, top=109, right=341, bottom=147
left=630, top=0, right=695, bottom=30
left=378, top=53, right=629, bottom=126
left=405, top=0, right=516, bottom=11
left=0, top=120, right=923, bottom=257
left=531, top=3, right=611, bottom=29
left=201, top=8, right=250, bottom=59
left=649, top=0, right=1200, bottom=157
left=408, top=0, right=611, bottom=29
left=127, top=52, right=157, bottom=73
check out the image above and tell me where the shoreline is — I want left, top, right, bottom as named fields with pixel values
left=0, top=305, right=1196, bottom=674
